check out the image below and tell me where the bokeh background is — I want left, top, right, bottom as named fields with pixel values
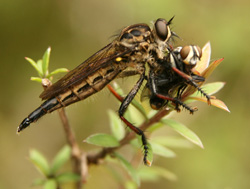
left=1, top=0, right=249, bottom=188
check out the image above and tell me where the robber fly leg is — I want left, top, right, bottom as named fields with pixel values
left=118, top=72, right=150, bottom=165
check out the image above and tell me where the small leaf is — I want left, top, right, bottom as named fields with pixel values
left=131, top=99, right=148, bottom=120
left=114, top=152, right=140, bottom=186
left=51, top=145, right=71, bottom=174
left=202, top=58, right=224, bottom=79
left=25, top=57, right=43, bottom=77
left=151, top=136, right=193, bottom=149
left=37, top=59, right=43, bottom=75
left=111, top=82, right=125, bottom=98
left=194, top=42, right=211, bottom=73
left=150, top=142, right=176, bottom=158
left=161, top=119, right=204, bottom=148
left=147, top=122, right=164, bottom=132
left=29, top=149, right=50, bottom=176
left=42, top=47, right=51, bottom=76
left=139, top=166, right=177, bottom=182
left=44, top=179, right=57, bottom=189
left=57, top=172, right=81, bottom=183
left=47, top=68, right=68, bottom=78
left=189, top=96, right=230, bottom=112
left=84, top=133, right=120, bottom=147
left=30, top=77, right=43, bottom=83
left=108, top=110, right=125, bottom=140
left=127, top=105, right=145, bottom=126
left=190, top=82, right=225, bottom=97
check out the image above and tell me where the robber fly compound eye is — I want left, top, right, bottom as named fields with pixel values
left=154, top=18, right=171, bottom=42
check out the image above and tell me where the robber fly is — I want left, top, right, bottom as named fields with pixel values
left=144, top=45, right=211, bottom=112
left=18, top=18, right=176, bottom=165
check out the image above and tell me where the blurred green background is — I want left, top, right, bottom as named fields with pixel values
left=0, top=0, right=249, bottom=188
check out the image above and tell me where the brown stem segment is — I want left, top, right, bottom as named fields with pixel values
left=87, top=108, right=170, bottom=165
left=57, top=108, right=85, bottom=188
left=42, top=79, right=85, bottom=188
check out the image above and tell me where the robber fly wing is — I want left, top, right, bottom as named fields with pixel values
left=40, top=42, right=131, bottom=100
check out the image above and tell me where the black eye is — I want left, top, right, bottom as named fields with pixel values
left=155, top=18, right=169, bottom=41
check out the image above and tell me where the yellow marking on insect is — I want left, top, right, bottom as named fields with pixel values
left=115, top=57, right=122, bottom=62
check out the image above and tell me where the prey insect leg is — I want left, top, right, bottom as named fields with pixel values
left=172, top=67, right=211, bottom=104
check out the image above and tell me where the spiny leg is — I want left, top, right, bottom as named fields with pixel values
left=172, top=67, right=211, bottom=104
left=156, top=94, right=196, bottom=114
left=116, top=72, right=150, bottom=165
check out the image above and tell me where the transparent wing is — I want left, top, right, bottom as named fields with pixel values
left=40, top=42, right=130, bottom=100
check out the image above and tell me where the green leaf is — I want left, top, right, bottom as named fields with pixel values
left=161, top=119, right=204, bottom=148
left=29, top=149, right=50, bottom=176
left=37, top=59, right=43, bottom=75
left=108, top=110, right=125, bottom=140
left=114, top=152, right=140, bottom=186
left=30, top=77, right=43, bottom=83
left=150, top=142, right=176, bottom=158
left=42, top=47, right=51, bottom=76
left=51, top=145, right=71, bottom=174
left=127, top=105, right=145, bottom=126
left=57, top=172, right=80, bottom=183
left=47, top=68, right=68, bottom=78
left=131, top=98, right=148, bottom=120
left=84, top=133, right=120, bottom=147
left=151, top=136, right=193, bottom=149
left=44, top=179, right=57, bottom=189
left=139, top=166, right=177, bottom=182
left=25, top=57, right=43, bottom=77
left=147, top=122, right=164, bottom=132
left=190, top=82, right=225, bottom=97
left=111, top=82, right=125, bottom=97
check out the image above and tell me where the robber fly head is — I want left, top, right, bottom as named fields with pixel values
left=154, top=18, right=171, bottom=41
left=149, top=17, right=176, bottom=61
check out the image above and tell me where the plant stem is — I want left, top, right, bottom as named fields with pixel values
left=42, top=79, right=85, bottom=188
left=87, top=108, right=170, bottom=165
left=57, top=108, right=84, bottom=188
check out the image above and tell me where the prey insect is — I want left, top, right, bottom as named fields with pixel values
left=18, top=18, right=175, bottom=165
left=143, top=45, right=211, bottom=113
